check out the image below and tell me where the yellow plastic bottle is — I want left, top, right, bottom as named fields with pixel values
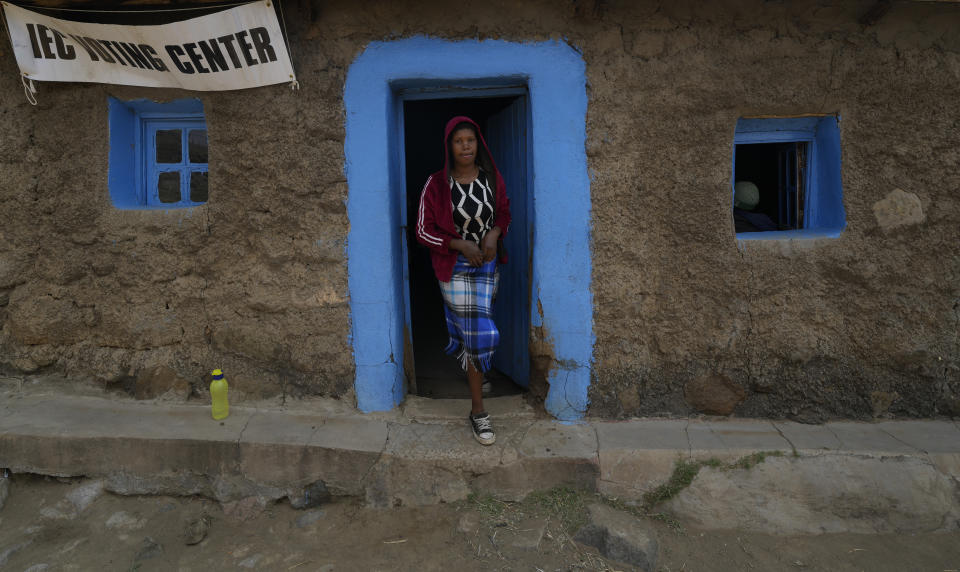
left=210, top=369, right=229, bottom=420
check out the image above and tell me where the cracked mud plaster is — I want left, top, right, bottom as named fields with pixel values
left=528, top=300, right=555, bottom=404
left=1, top=0, right=958, bottom=420
left=583, top=4, right=960, bottom=420
left=528, top=300, right=589, bottom=416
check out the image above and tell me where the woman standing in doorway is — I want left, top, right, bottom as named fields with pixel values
left=416, top=116, right=511, bottom=446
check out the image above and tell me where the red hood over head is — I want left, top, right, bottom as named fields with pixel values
left=443, top=115, right=500, bottom=182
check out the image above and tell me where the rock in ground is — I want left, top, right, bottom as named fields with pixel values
left=183, top=515, right=211, bottom=545
left=65, top=479, right=103, bottom=513
left=238, top=553, right=263, bottom=568
left=134, top=537, right=163, bottom=562
left=295, top=509, right=325, bottom=529
left=222, top=496, right=267, bottom=522
left=105, top=511, right=145, bottom=531
left=508, top=517, right=547, bottom=551
left=662, top=454, right=960, bottom=534
left=0, top=541, right=32, bottom=567
left=457, top=512, right=481, bottom=534
left=573, top=504, right=658, bottom=571
left=289, top=480, right=331, bottom=509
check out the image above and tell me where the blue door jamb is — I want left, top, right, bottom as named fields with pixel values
left=486, top=95, right=532, bottom=386
left=393, top=94, right=414, bottom=394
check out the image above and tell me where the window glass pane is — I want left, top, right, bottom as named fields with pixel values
left=188, top=129, right=208, bottom=163
left=190, top=171, right=208, bottom=203
left=158, top=172, right=180, bottom=203
left=156, top=130, right=182, bottom=164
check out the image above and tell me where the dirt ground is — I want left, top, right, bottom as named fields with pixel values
left=1, top=475, right=958, bottom=572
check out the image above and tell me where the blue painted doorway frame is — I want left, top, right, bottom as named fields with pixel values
left=345, top=37, right=593, bottom=420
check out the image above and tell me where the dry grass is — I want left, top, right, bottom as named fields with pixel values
left=462, top=451, right=786, bottom=568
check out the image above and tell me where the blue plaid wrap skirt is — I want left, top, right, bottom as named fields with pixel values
left=438, top=255, right=500, bottom=373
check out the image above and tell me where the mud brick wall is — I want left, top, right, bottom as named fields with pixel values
left=0, top=0, right=957, bottom=418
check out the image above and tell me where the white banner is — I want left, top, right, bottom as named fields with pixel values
left=1, top=1, right=296, bottom=91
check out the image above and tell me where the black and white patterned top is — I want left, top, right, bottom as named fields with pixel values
left=450, top=169, right=495, bottom=244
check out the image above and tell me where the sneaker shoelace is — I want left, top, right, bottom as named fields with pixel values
left=473, top=415, right=493, bottom=434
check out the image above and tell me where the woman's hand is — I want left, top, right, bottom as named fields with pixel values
left=481, top=227, right=501, bottom=263
left=451, top=239, right=484, bottom=267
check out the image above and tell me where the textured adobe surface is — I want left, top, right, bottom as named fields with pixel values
left=0, top=0, right=958, bottom=418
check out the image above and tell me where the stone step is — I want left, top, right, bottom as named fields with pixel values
left=1, top=393, right=958, bottom=533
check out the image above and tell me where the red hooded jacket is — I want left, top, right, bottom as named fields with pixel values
left=416, top=116, right=511, bottom=282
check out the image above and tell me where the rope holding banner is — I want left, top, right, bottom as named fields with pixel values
left=276, top=0, right=299, bottom=94
left=21, top=74, right=38, bottom=106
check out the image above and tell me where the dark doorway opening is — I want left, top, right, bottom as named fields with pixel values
left=734, top=142, right=808, bottom=231
left=403, top=94, right=530, bottom=399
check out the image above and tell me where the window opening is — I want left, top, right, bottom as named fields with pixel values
left=732, top=116, right=845, bottom=239
left=733, top=141, right=808, bottom=232
left=146, top=121, right=208, bottom=206
left=108, top=98, right=208, bottom=210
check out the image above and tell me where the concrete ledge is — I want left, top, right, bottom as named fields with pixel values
left=1, top=394, right=958, bottom=533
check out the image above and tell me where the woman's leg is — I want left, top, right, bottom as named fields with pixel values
left=467, top=361, right=485, bottom=415
left=466, top=360, right=495, bottom=445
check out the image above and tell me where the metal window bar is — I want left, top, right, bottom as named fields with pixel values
left=796, top=142, right=806, bottom=229
left=777, top=143, right=806, bottom=230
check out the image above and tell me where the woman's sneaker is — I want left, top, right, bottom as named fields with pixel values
left=469, top=412, right=496, bottom=445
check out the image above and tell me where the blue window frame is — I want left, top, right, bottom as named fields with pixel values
left=108, top=98, right=208, bottom=209
left=144, top=119, right=208, bottom=206
left=732, top=116, right=845, bottom=239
